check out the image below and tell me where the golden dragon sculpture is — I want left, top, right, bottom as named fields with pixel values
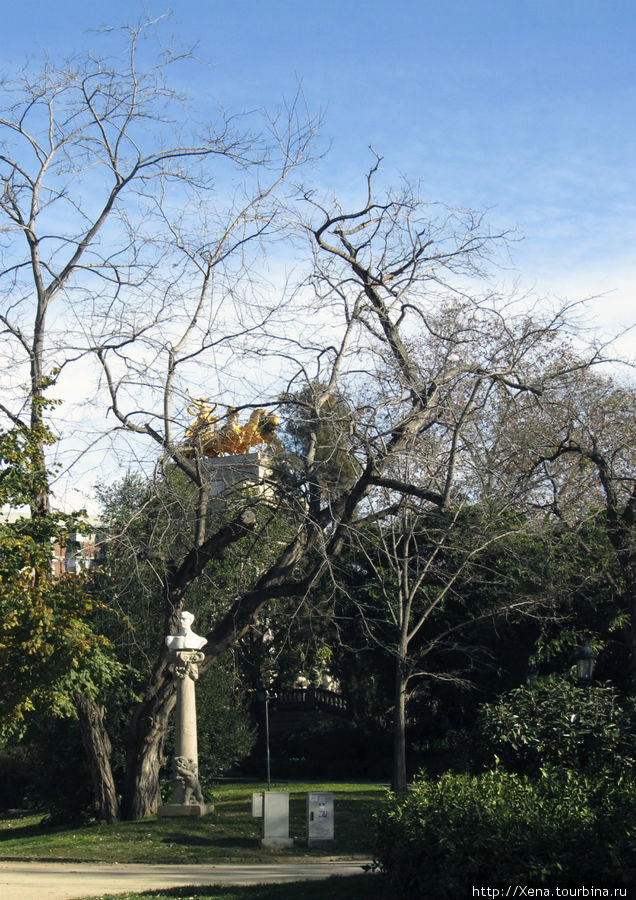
left=183, top=396, right=280, bottom=458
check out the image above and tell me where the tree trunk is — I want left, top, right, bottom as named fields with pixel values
left=75, top=693, right=120, bottom=824
left=121, top=660, right=177, bottom=820
left=391, top=659, right=409, bottom=791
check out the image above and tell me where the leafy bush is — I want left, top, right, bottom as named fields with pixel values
left=475, top=677, right=636, bottom=775
left=0, top=741, right=34, bottom=810
left=196, top=661, right=256, bottom=784
left=0, top=717, right=95, bottom=823
left=374, top=768, right=635, bottom=898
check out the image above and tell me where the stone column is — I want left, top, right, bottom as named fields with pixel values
left=158, top=649, right=214, bottom=818
left=174, top=650, right=202, bottom=774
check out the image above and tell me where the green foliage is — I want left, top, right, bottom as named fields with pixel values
left=94, top=471, right=299, bottom=680
left=270, top=717, right=390, bottom=780
left=476, top=677, right=636, bottom=775
left=375, top=768, right=636, bottom=897
left=92, top=473, right=169, bottom=671
left=280, top=383, right=361, bottom=497
left=4, top=717, right=94, bottom=823
left=0, top=421, right=55, bottom=507
left=0, top=551, right=118, bottom=736
left=526, top=515, right=631, bottom=689
left=193, top=657, right=256, bottom=783
left=0, top=420, right=120, bottom=739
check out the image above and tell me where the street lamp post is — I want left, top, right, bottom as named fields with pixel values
left=264, top=691, right=271, bottom=790
left=257, top=687, right=272, bottom=790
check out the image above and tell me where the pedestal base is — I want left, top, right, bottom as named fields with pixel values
left=158, top=803, right=214, bottom=819
left=261, top=836, right=294, bottom=847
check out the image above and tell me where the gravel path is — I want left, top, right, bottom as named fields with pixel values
left=0, top=858, right=369, bottom=899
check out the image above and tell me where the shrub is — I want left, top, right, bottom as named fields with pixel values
left=4, top=717, right=95, bottom=823
left=475, top=678, right=636, bottom=776
left=374, top=768, right=635, bottom=898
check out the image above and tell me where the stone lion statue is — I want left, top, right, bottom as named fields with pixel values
left=171, top=756, right=204, bottom=805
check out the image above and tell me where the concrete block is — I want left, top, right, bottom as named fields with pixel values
left=261, top=791, right=293, bottom=847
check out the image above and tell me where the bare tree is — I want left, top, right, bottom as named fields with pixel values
left=0, top=16, right=314, bottom=500
left=0, top=18, right=316, bottom=820
left=340, top=503, right=529, bottom=790
left=498, top=370, right=636, bottom=676
left=287, top=158, right=629, bottom=787
left=87, top=155, right=620, bottom=814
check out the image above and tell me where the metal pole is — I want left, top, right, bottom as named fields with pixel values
left=264, top=691, right=271, bottom=790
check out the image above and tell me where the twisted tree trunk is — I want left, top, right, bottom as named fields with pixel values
left=75, top=693, right=120, bottom=824
left=121, top=661, right=177, bottom=820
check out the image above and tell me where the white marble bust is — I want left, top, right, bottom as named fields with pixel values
left=165, top=610, right=207, bottom=651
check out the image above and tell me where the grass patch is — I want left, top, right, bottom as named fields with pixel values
left=0, top=781, right=386, bottom=864
left=78, top=873, right=388, bottom=900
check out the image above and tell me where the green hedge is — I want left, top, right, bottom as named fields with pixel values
left=476, top=679, right=636, bottom=776
left=374, top=768, right=635, bottom=898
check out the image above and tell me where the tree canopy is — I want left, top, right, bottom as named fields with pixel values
left=0, top=19, right=633, bottom=819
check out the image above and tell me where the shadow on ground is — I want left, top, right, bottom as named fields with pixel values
left=104, top=872, right=387, bottom=899
left=161, top=834, right=258, bottom=849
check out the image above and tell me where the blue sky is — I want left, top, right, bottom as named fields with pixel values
left=4, top=0, right=635, bottom=344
